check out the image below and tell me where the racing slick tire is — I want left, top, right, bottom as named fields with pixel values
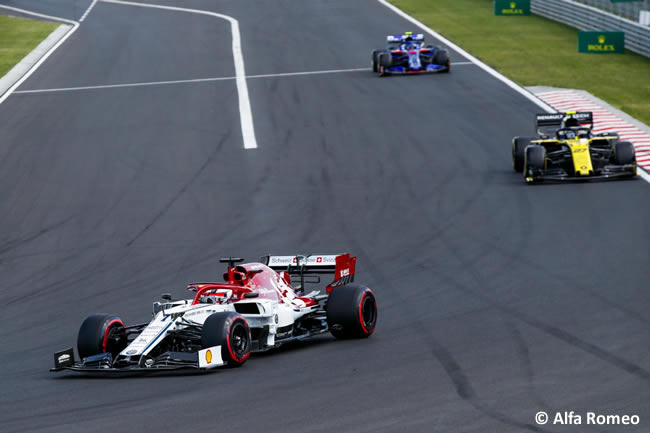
left=77, top=314, right=127, bottom=360
left=524, top=145, right=546, bottom=183
left=378, top=52, right=392, bottom=76
left=614, top=141, right=635, bottom=165
left=327, top=284, right=377, bottom=339
left=202, top=312, right=251, bottom=367
left=524, top=144, right=546, bottom=183
left=512, top=137, right=533, bottom=172
left=372, top=49, right=381, bottom=73
left=433, top=48, right=450, bottom=73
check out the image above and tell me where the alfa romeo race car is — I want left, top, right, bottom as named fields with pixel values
left=51, top=254, right=377, bottom=373
left=372, top=32, right=450, bottom=76
left=512, top=111, right=637, bottom=183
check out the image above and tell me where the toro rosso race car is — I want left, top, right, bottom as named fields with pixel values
left=51, top=254, right=377, bottom=373
left=512, top=111, right=637, bottom=183
left=372, top=32, right=450, bottom=76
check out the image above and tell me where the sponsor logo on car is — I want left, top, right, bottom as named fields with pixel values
left=57, top=353, right=70, bottom=364
left=269, top=255, right=337, bottom=266
left=206, top=349, right=212, bottom=364
left=537, top=114, right=563, bottom=121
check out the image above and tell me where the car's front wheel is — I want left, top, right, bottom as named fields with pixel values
left=77, top=314, right=127, bottom=360
left=378, top=52, right=392, bottom=76
left=433, top=47, right=450, bottom=72
left=372, top=49, right=381, bottom=73
left=202, top=312, right=251, bottom=367
left=513, top=137, right=533, bottom=172
left=614, top=141, right=635, bottom=165
left=524, top=145, right=546, bottom=183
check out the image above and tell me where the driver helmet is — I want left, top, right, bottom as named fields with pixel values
left=563, top=118, right=579, bottom=128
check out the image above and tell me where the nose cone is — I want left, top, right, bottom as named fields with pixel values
left=571, top=144, right=593, bottom=176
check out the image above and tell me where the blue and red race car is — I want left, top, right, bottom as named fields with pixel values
left=372, top=32, right=450, bottom=76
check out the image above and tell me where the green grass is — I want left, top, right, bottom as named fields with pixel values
left=0, top=15, right=59, bottom=78
left=389, top=0, right=650, bottom=125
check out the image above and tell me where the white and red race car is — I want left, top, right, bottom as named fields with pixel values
left=51, top=254, right=377, bottom=373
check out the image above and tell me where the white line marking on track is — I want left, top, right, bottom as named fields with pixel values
left=248, top=67, right=367, bottom=79
left=14, top=76, right=235, bottom=94
left=100, top=0, right=258, bottom=149
left=13, top=61, right=476, bottom=94
left=376, top=0, right=554, bottom=113
left=0, top=5, right=79, bottom=105
left=79, top=0, right=99, bottom=22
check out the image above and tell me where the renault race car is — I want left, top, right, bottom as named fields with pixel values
left=51, top=254, right=377, bottom=373
left=372, top=32, right=450, bottom=76
left=512, top=111, right=637, bottom=183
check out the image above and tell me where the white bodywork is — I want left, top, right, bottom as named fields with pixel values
left=118, top=291, right=320, bottom=362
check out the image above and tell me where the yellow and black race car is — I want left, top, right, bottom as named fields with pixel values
left=512, top=111, right=637, bottom=183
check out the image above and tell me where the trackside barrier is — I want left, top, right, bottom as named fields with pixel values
left=531, top=0, right=650, bottom=57
left=574, top=0, right=650, bottom=22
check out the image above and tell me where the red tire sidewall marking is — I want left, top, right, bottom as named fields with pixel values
left=358, top=290, right=376, bottom=335
left=226, top=316, right=250, bottom=363
left=102, top=319, right=124, bottom=353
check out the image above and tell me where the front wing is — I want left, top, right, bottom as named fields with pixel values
left=383, top=64, right=448, bottom=75
left=526, top=165, right=637, bottom=183
left=51, top=346, right=225, bottom=374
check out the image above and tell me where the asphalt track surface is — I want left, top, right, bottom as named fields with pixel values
left=1, top=1, right=649, bottom=432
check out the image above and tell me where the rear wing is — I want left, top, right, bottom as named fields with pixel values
left=387, top=33, right=424, bottom=43
left=536, top=111, right=593, bottom=135
left=263, top=253, right=356, bottom=293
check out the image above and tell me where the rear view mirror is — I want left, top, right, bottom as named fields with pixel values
left=161, top=293, right=172, bottom=301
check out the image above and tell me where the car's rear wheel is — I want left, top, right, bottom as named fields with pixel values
left=614, top=141, right=635, bottom=165
left=513, top=137, right=533, bottom=172
left=202, top=312, right=251, bottom=367
left=327, top=284, right=377, bottom=339
left=77, top=314, right=127, bottom=360
left=524, top=145, right=546, bottom=183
